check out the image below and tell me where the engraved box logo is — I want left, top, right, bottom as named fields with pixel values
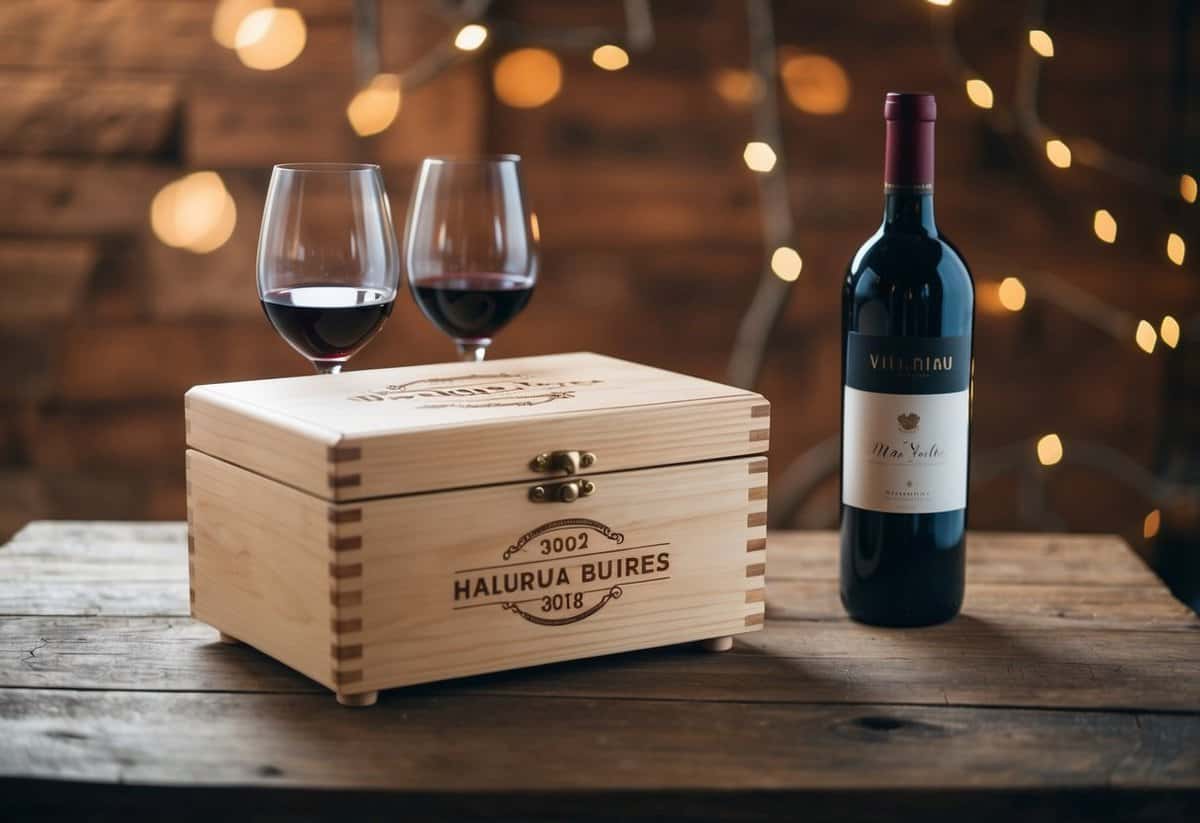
left=349, top=373, right=604, bottom=407
left=452, top=519, right=671, bottom=626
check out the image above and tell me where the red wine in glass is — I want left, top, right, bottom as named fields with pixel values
left=261, top=285, right=394, bottom=363
left=410, top=273, right=534, bottom=343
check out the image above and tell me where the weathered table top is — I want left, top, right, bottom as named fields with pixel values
left=2, top=522, right=1198, bottom=821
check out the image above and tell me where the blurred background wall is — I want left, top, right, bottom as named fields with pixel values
left=1, top=0, right=1198, bottom=606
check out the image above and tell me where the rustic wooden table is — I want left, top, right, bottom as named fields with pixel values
left=1, top=522, right=1198, bottom=821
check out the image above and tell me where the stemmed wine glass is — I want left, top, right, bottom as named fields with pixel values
left=403, top=155, right=538, bottom=362
left=258, top=163, right=399, bottom=374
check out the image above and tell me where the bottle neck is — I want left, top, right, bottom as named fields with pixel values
left=883, top=188, right=937, bottom=234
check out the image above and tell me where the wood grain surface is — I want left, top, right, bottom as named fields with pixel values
left=1, top=522, right=1198, bottom=821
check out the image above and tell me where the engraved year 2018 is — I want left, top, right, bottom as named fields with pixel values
left=542, top=592, right=585, bottom=612
left=540, top=532, right=589, bottom=555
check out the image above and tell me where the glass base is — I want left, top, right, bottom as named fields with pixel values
left=455, top=340, right=492, bottom=362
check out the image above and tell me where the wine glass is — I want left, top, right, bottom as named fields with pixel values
left=403, top=155, right=538, bottom=362
left=258, top=163, right=400, bottom=374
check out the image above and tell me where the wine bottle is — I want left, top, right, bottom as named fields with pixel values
left=840, top=92, right=974, bottom=627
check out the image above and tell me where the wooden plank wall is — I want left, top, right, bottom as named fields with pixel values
left=1, top=0, right=1197, bottom=558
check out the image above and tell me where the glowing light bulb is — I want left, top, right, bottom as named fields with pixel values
left=493, top=49, right=563, bottom=108
left=1180, top=174, right=1197, bottom=204
left=1167, top=232, right=1186, bottom=265
left=1045, top=139, right=1071, bottom=168
left=926, top=0, right=954, bottom=6
left=454, top=23, right=488, bottom=51
left=1135, top=320, right=1158, bottom=353
left=997, top=277, right=1026, bottom=311
left=235, top=7, right=306, bottom=71
left=780, top=52, right=851, bottom=114
left=346, top=73, right=401, bottom=137
left=712, top=69, right=762, bottom=105
left=1143, top=509, right=1161, bottom=539
left=965, top=78, right=994, bottom=109
left=743, top=141, right=777, bottom=173
left=150, top=172, right=237, bottom=254
left=530, top=212, right=540, bottom=243
left=1093, top=209, right=1117, bottom=244
left=1028, top=30, right=1055, bottom=57
left=213, top=0, right=273, bottom=49
left=592, top=44, right=629, bottom=71
left=1160, top=315, right=1180, bottom=348
left=1036, top=434, right=1063, bottom=466
left=770, top=246, right=803, bottom=281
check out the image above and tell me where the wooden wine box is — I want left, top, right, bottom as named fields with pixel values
left=185, top=353, right=769, bottom=706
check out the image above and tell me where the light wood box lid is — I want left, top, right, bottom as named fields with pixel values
left=185, top=352, right=770, bottom=501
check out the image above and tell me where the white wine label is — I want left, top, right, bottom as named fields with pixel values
left=842, top=333, right=971, bottom=514
left=842, top=387, right=969, bottom=513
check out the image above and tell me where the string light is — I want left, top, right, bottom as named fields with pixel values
left=713, top=69, right=762, bottom=105
left=150, top=172, right=237, bottom=254
left=1028, top=30, right=1055, bottom=57
left=454, top=24, right=488, bottom=52
left=1143, top=509, right=1162, bottom=539
left=770, top=246, right=803, bottom=281
left=1180, top=174, right=1198, bottom=204
left=1160, top=315, right=1180, bottom=348
left=235, top=7, right=306, bottom=70
left=530, top=212, right=540, bottom=243
left=779, top=52, right=851, bottom=114
left=964, top=78, right=993, bottom=109
left=1045, top=139, right=1071, bottom=169
left=1092, top=209, right=1117, bottom=244
left=212, top=0, right=273, bottom=49
left=346, top=73, right=401, bottom=137
left=743, top=141, right=777, bottom=172
left=1036, top=434, right=1063, bottom=466
left=493, top=49, right=562, bottom=108
left=1167, top=232, right=1186, bottom=265
left=1135, top=320, right=1158, bottom=353
left=997, top=277, right=1027, bottom=311
left=592, top=44, right=630, bottom=71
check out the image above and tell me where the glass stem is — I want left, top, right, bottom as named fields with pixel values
left=456, top=341, right=489, bottom=362
left=314, top=362, right=344, bottom=375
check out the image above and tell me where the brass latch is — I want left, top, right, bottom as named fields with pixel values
left=529, top=479, right=597, bottom=503
left=530, top=450, right=596, bottom=475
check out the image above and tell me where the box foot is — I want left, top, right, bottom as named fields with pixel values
left=217, top=632, right=242, bottom=645
left=700, top=635, right=734, bottom=653
left=337, top=691, right=378, bottom=707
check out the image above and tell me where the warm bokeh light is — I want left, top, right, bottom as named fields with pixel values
left=965, top=78, right=993, bottom=109
left=1135, top=319, right=1158, bottom=353
left=743, top=141, right=777, bottom=172
left=492, top=48, right=563, bottom=108
left=530, top=212, right=540, bottom=243
left=592, top=44, right=630, bottom=71
left=235, top=7, right=306, bottom=71
left=770, top=246, right=803, bottom=281
left=779, top=52, right=850, bottom=114
left=1093, top=209, right=1117, bottom=243
left=1028, top=29, right=1055, bottom=57
left=1036, top=434, right=1063, bottom=466
left=712, top=68, right=762, bottom=105
left=1167, top=232, right=1186, bottom=265
left=1180, top=174, right=1198, bottom=204
left=926, top=0, right=954, bottom=6
left=454, top=23, right=488, bottom=51
left=213, top=0, right=273, bottom=49
left=997, top=276, right=1027, bottom=311
left=150, top=172, right=237, bottom=254
left=346, top=73, right=401, bottom=137
left=1045, top=139, right=1071, bottom=168
left=1143, top=509, right=1162, bottom=540
left=1160, top=315, right=1181, bottom=348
